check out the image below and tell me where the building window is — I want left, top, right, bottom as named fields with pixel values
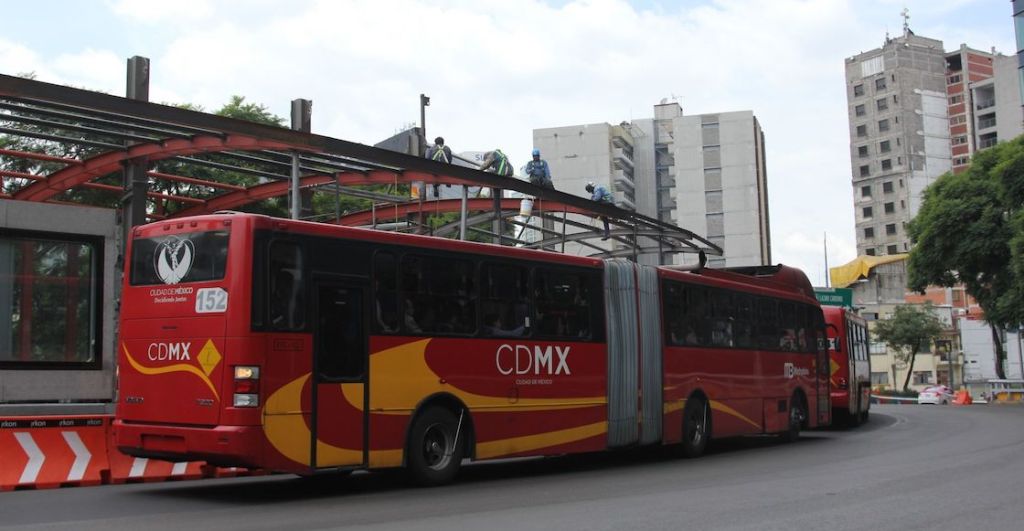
left=912, top=371, right=932, bottom=385
left=854, top=84, right=864, bottom=97
left=858, top=146, right=869, bottom=158
left=947, top=74, right=961, bottom=84
left=893, top=94, right=898, bottom=104
left=886, top=223, right=897, bottom=235
left=866, top=248, right=876, bottom=256
left=856, top=124, right=867, bottom=137
left=949, top=94, right=963, bottom=105
left=861, top=185, right=872, bottom=197
left=875, top=77, right=886, bottom=91
left=864, top=227, right=875, bottom=239
left=859, top=165, right=870, bottom=177
left=878, top=118, right=890, bottom=132
left=855, top=104, right=866, bottom=117
left=953, top=156, right=970, bottom=166
left=863, top=206, right=873, bottom=219
left=879, top=140, right=891, bottom=153
left=871, top=372, right=890, bottom=385
left=950, top=115, right=966, bottom=125
left=887, top=244, right=899, bottom=255
left=883, top=181, right=894, bottom=193
left=952, top=135, right=968, bottom=146
left=881, top=159, right=892, bottom=171
left=876, top=98, right=888, bottom=111
left=884, top=202, right=895, bottom=214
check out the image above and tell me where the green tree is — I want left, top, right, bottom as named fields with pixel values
left=907, top=136, right=1024, bottom=379
left=873, top=304, right=944, bottom=391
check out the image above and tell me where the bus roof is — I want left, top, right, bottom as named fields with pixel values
left=658, top=264, right=820, bottom=305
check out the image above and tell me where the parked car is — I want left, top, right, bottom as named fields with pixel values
left=918, top=385, right=954, bottom=405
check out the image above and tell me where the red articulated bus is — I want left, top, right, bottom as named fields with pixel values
left=114, top=213, right=831, bottom=485
left=823, top=306, right=870, bottom=426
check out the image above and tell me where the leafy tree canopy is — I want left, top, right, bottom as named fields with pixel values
left=907, top=135, right=1024, bottom=329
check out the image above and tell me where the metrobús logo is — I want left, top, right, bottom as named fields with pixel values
left=155, top=236, right=195, bottom=284
left=495, top=344, right=571, bottom=378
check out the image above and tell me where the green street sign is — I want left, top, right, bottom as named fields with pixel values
left=814, top=287, right=853, bottom=308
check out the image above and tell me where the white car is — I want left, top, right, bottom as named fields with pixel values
left=918, top=385, right=954, bottom=405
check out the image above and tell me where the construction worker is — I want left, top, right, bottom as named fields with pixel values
left=525, top=148, right=553, bottom=189
left=585, top=181, right=613, bottom=240
left=425, top=136, right=452, bottom=164
left=479, top=149, right=513, bottom=176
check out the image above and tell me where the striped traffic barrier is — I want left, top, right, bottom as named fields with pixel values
left=0, top=416, right=109, bottom=491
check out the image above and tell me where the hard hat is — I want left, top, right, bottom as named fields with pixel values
left=585, top=181, right=595, bottom=192
left=532, top=148, right=540, bottom=156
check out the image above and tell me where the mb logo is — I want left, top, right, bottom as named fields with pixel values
left=155, top=236, right=195, bottom=285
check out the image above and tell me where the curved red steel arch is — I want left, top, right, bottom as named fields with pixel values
left=13, top=134, right=296, bottom=203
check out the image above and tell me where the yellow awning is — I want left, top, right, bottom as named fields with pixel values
left=829, top=254, right=908, bottom=288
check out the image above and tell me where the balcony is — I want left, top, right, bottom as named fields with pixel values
left=613, top=147, right=634, bottom=170
left=613, top=169, right=635, bottom=193
left=977, top=115, right=997, bottom=131
left=976, top=100, right=995, bottom=110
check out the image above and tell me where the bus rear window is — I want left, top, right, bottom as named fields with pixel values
left=130, top=230, right=229, bottom=286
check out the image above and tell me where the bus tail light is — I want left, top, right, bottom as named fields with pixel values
left=233, top=366, right=260, bottom=407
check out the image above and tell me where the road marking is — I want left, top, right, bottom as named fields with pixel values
left=62, top=432, right=92, bottom=481
left=14, top=433, right=45, bottom=484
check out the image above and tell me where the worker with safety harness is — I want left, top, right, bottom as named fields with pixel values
left=585, top=181, right=614, bottom=240
left=479, top=149, right=513, bottom=176
left=525, top=148, right=553, bottom=189
left=425, top=136, right=452, bottom=164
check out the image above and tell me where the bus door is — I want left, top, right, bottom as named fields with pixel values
left=815, top=327, right=831, bottom=426
left=311, top=279, right=369, bottom=469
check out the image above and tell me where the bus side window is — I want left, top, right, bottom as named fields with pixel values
left=662, top=281, right=687, bottom=346
left=756, top=298, right=778, bottom=350
left=269, top=241, right=305, bottom=330
left=733, top=294, right=754, bottom=349
left=482, top=263, right=530, bottom=338
left=534, top=269, right=590, bottom=339
left=373, top=252, right=399, bottom=333
left=710, top=289, right=735, bottom=348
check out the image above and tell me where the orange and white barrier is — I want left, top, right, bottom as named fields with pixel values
left=0, top=416, right=109, bottom=491
left=1, top=414, right=262, bottom=491
left=952, top=389, right=973, bottom=406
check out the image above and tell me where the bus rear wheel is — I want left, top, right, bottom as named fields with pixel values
left=781, top=395, right=804, bottom=442
left=407, top=406, right=464, bottom=486
left=681, top=397, right=710, bottom=458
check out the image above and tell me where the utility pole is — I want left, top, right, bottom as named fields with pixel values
left=419, top=94, right=430, bottom=151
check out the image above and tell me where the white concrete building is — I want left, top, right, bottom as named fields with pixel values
left=534, top=103, right=770, bottom=267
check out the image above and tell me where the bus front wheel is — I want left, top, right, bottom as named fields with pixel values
left=407, top=406, right=464, bottom=486
left=681, top=397, right=710, bottom=458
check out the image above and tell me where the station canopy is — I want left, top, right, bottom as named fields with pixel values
left=0, top=71, right=720, bottom=260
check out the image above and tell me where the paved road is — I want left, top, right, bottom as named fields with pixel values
left=2, top=404, right=1023, bottom=531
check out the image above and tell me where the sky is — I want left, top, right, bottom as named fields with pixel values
left=0, top=0, right=1014, bottom=285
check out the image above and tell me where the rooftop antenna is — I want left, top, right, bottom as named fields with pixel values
left=900, top=7, right=910, bottom=37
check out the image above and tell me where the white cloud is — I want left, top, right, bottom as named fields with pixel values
left=107, top=0, right=215, bottom=23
